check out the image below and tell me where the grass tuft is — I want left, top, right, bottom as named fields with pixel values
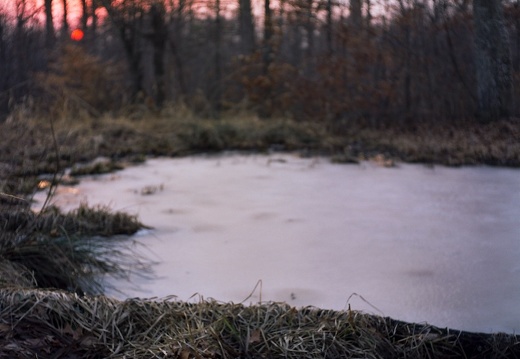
left=0, top=205, right=150, bottom=295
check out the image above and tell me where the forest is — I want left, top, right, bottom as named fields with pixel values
left=0, top=0, right=518, bottom=126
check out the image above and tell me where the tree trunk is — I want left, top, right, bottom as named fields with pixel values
left=473, top=0, right=513, bottom=121
left=80, top=0, right=88, bottom=30
left=214, top=0, right=222, bottom=117
left=305, top=0, right=314, bottom=60
left=263, top=0, right=273, bottom=73
left=238, top=0, right=255, bottom=54
left=259, top=0, right=274, bottom=118
left=44, top=0, right=55, bottom=48
left=100, top=0, right=145, bottom=100
left=149, top=3, right=167, bottom=109
left=168, top=0, right=187, bottom=98
left=365, top=0, right=371, bottom=28
left=349, top=0, right=362, bottom=29
left=91, top=0, right=98, bottom=44
left=326, top=0, right=333, bottom=55
left=61, top=0, right=69, bottom=38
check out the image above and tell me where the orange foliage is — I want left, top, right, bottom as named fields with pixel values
left=36, top=45, right=127, bottom=117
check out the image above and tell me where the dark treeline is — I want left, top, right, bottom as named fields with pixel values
left=0, top=0, right=518, bottom=126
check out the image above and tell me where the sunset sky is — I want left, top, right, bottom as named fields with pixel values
left=0, top=0, right=383, bottom=33
left=1, top=0, right=100, bottom=28
left=1, top=0, right=359, bottom=25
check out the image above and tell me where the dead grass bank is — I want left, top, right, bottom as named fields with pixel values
left=1, top=288, right=519, bottom=359
left=1, top=114, right=519, bottom=200
left=1, top=113, right=519, bottom=196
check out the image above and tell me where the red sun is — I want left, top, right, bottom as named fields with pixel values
left=71, top=29, right=84, bottom=41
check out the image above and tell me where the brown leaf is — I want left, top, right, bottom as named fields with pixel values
left=249, top=329, right=261, bottom=344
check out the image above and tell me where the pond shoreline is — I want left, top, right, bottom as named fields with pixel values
left=1, top=116, right=520, bottom=357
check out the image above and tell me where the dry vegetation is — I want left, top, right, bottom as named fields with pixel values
left=0, top=202, right=150, bottom=296
left=1, top=288, right=519, bottom=358
left=1, top=110, right=520, bottom=357
left=1, top=111, right=519, bottom=200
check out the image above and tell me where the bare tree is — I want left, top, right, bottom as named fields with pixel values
left=80, top=0, right=88, bottom=30
left=365, top=0, right=371, bottom=27
left=61, top=0, right=69, bottom=37
left=1, top=0, right=43, bottom=116
left=44, top=0, right=55, bottom=48
left=238, top=0, right=255, bottom=54
left=304, top=0, right=315, bottom=60
left=473, top=0, right=513, bottom=120
left=167, top=0, right=187, bottom=98
left=148, top=2, right=167, bottom=108
left=349, top=0, right=362, bottom=29
left=263, top=0, right=273, bottom=73
left=214, top=0, right=222, bottom=116
left=91, top=0, right=99, bottom=44
left=0, top=13, right=7, bottom=117
left=100, top=0, right=146, bottom=99
left=326, top=0, right=333, bottom=55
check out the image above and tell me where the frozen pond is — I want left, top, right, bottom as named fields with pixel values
left=33, top=153, right=520, bottom=333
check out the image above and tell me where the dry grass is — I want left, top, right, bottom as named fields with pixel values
left=0, top=204, right=150, bottom=295
left=0, top=261, right=36, bottom=288
left=1, top=112, right=519, bottom=204
left=1, top=204, right=144, bottom=237
left=338, top=119, right=520, bottom=167
left=0, top=288, right=518, bottom=358
left=0, top=113, right=327, bottom=198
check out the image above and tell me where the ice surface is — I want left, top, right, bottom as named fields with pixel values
left=32, top=153, right=520, bottom=333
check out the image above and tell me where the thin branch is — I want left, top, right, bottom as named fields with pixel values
left=39, top=115, right=61, bottom=213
